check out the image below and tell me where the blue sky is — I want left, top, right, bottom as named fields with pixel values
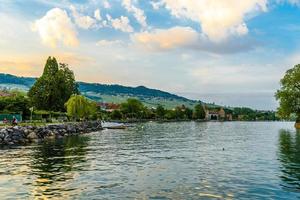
left=0, top=0, right=300, bottom=110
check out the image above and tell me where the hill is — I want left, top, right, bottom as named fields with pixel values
left=0, top=73, right=200, bottom=109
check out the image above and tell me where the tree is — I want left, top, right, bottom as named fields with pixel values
left=193, top=104, right=206, bottom=120
left=0, top=91, right=30, bottom=118
left=110, top=110, right=123, bottom=120
left=65, top=95, right=97, bottom=121
left=28, top=57, right=78, bottom=111
left=184, top=107, right=193, bottom=120
left=276, top=64, right=300, bottom=122
left=156, top=105, right=165, bottom=119
left=120, top=98, right=144, bottom=119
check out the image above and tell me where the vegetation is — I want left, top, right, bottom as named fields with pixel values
left=276, top=64, right=300, bottom=122
left=193, top=104, right=206, bottom=120
left=65, top=95, right=97, bottom=121
left=28, top=57, right=78, bottom=111
left=0, top=90, right=30, bottom=118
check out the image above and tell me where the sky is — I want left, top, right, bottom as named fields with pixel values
left=0, top=0, right=300, bottom=110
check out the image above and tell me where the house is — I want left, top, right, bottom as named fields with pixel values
left=205, top=107, right=227, bottom=121
left=97, top=102, right=120, bottom=112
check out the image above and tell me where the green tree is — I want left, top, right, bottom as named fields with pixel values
left=120, top=98, right=144, bottom=119
left=276, top=64, right=300, bottom=121
left=110, top=110, right=123, bottom=120
left=0, top=91, right=30, bottom=118
left=193, top=104, right=206, bottom=120
left=156, top=105, right=165, bottom=119
left=28, top=57, right=78, bottom=111
left=184, top=107, right=193, bottom=120
left=65, top=95, right=97, bottom=121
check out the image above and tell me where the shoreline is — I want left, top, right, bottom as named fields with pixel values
left=108, top=119, right=286, bottom=123
left=0, top=121, right=102, bottom=146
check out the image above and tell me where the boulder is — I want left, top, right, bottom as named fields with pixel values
left=27, top=132, right=38, bottom=140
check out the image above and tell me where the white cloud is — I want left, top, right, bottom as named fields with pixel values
left=122, top=0, right=147, bottom=29
left=103, top=0, right=111, bottom=9
left=131, top=26, right=198, bottom=50
left=159, top=0, right=267, bottom=42
left=96, top=39, right=124, bottom=46
left=94, top=9, right=102, bottom=21
left=150, top=1, right=164, bottom=10
left=32, top=8, right=79, bottom=48
left=70, top=5, right=96, bottom=29
left=110, top=16, right=134, bottom=32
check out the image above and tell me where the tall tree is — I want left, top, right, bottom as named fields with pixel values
left=28, top=57, right=79, bottom=111
left=276, top=64, right=300, bottom=122
left=193, top=104, right=206, bottom=120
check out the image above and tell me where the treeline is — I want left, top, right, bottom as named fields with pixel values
left=107, top=99, right=206, bottom=121
left=224, top=107, right=279, bottom=121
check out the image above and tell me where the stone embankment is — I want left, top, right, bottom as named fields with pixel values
left=0, top=121, right=102, bottom=145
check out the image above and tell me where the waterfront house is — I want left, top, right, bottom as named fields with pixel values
left=205, top=107, right=227, bottom=121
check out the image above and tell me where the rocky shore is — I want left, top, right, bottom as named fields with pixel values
left=0, top=121, right=102, bottom=146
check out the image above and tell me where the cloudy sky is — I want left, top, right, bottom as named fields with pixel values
left=0, top=0, right=300, bottom=110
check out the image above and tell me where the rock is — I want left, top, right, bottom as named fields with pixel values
left=0, top=129, right=8, bottom=139
left=4, top=135, right=11, bottom=142
left=23, top=129, right=30, bottom=136
left=0, top=121, right=103, bottom=146
left=27, top=132, right=38, bottom=140
left=295, top=122, right=300, bottom=129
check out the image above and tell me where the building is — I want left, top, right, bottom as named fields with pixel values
left=97, top=102, right=120, bottom=112
left=205, top=107, right=227, bottom=121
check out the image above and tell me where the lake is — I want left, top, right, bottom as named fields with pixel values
left=0, top=122, right=299, bottom=199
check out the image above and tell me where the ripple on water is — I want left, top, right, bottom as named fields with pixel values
left=0, top=122, right=300, bottom=199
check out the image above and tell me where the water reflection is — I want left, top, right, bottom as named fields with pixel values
left=278, top=129, right=300, bottom=191
left=30, top=136, right=90, bottom=198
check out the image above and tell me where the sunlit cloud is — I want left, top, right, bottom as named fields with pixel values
left=94, top=9, right=102, bottom=21
left=158, top=0, right=267, bottom=42
left=131, top=26, right=198, bottom=50
left=32, top=8, right=79, bottom=48
left=122, top=0, right=147, bottom=29
left=109, top=15, right=134, bottom=32
left=70, top=5, right=97, bottom=29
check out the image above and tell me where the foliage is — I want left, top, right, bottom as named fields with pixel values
left=28, top=57, right=79, bottom=111
left=156, top=105, right=165, bottom=119
left=276, top=64, right=300, bottom=121
left=120, top=98, right=145, bottom=119
left=0, top=91, right=30, bottom=118
left=193, top=104, right=206, bottom=119
left=65, top=95, right=97, bottom=120
left=110, top=110, right=123, bottom=120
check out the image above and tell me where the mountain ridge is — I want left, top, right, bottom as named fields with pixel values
left=0, top=73, right=199, bottom=109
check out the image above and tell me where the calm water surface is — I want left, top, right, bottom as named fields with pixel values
left=0, top=122, right=299, bottom=199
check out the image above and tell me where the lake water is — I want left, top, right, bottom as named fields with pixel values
left=0, top=122, right=299, bottom=199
